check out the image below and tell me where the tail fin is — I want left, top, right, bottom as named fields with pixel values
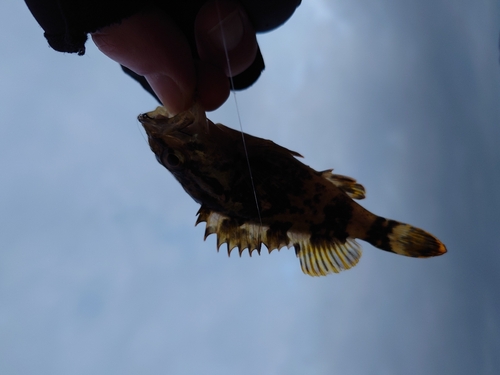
left=363, top=217, right=447, bottom=257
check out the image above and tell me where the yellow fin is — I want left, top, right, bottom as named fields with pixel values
left=294, top=238, right=362, bottom=276
left=320, top=170, right=366, bottom=200
left=388, top=224, right=447, bottom=257
left=362, top=216, right=447, bottom=257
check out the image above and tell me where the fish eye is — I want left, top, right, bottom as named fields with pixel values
left=165, top=153, right=181, bottom=167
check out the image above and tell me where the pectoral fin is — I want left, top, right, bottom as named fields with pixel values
left=320, top=170, right=366, bottom=200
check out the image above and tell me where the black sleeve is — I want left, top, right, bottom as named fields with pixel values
left=25, top=0, right=148, bottom=55
left=25, top=0, right=301, bottom=92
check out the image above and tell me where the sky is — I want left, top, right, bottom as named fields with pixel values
left=1, top=0, right=499, bottom=374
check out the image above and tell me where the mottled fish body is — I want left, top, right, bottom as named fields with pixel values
left=139, top=103, right=446, bottom=276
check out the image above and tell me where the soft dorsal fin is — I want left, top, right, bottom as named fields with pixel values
left=320, top=170, right=366, bottom=200
left=293, top=238, right=362, bottom=276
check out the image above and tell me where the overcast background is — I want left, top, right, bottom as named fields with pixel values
left=1, top=0, right=499, bottom=374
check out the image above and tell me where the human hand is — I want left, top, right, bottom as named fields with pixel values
left=91, top=0, right=258, bottom=114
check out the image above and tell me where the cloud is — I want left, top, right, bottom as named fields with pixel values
left=1, top=1, right=499, bottom=374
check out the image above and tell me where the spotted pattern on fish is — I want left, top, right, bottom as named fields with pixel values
left=139, top=103, right=447, bottom=276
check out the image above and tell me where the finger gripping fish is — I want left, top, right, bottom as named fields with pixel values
left=139, top=103, right=446, bottom=276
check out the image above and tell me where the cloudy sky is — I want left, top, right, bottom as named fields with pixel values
left=1, top=0, right=499, bottom=374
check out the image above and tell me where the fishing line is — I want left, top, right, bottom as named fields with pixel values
left=215, top=2, right=263, bottom=240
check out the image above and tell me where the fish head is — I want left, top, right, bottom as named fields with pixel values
left=138, top=102, right=210, bottom=170
left=138, top=102, right=233, bottom=211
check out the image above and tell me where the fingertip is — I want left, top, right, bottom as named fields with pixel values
left=195, top=0, right=258, bottom=77
left=195, top=61, right=230, bottom=111
left=145, top=73, right=194, bottom=115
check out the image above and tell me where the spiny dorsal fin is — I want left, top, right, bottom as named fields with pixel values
left=197, top=208, right=265, bottom=256
left=320, top=170, right=366, bottom=200
left=196, top=206, right=362, bottom=276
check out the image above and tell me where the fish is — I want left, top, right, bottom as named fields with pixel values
left=139, top=102, right=447, bottom=276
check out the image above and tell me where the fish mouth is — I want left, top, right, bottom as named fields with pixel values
left=138, top=106, right=172, bottom=127
left=138, top=102, right=208, bottom=136
left=145, top=106, right=173, bottom=119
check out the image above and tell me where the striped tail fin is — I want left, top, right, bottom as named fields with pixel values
left=362, top=217, right=447, bottom=257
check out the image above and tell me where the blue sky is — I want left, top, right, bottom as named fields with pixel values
left=1, top=0, right=499, bottom=374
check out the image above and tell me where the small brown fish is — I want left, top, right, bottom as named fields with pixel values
left=139, top=103, right=446, bottom=276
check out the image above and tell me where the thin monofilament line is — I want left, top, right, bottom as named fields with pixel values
left=215, top=3, right=263, bottom=235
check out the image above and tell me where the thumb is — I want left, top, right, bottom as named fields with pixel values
left=92, top=11, right=196, bottom=114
